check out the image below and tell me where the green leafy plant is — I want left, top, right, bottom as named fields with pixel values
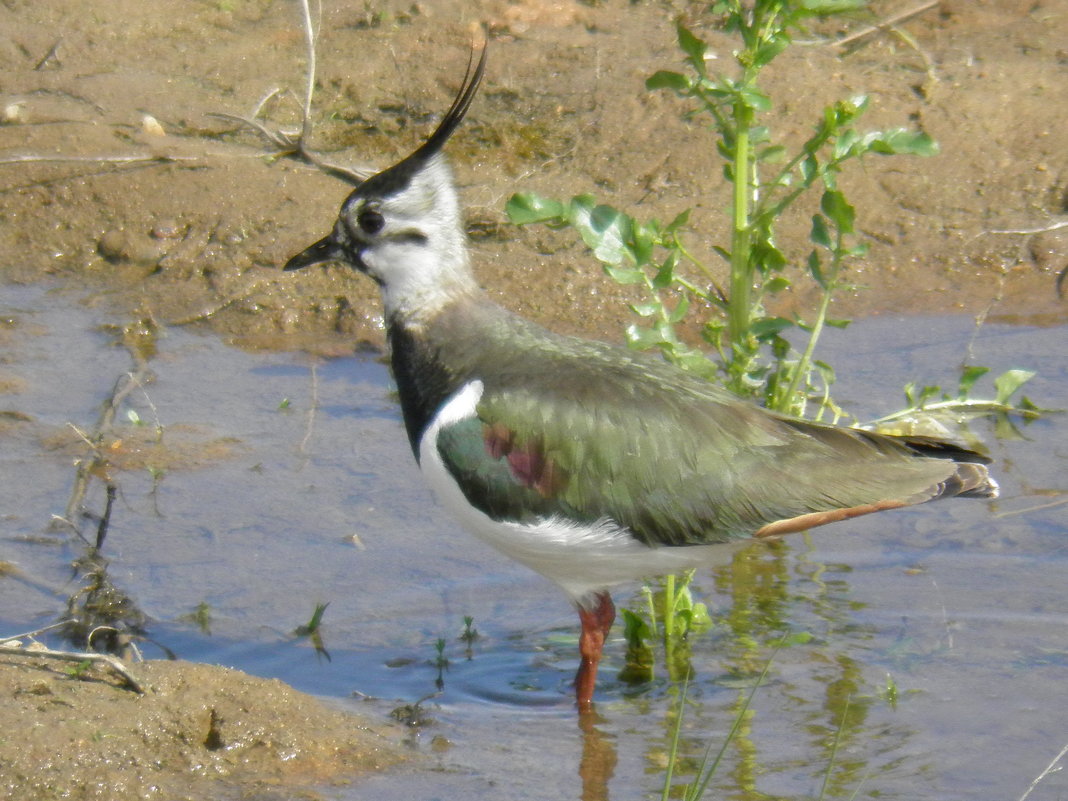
left=293, top=601, right=330, bottom=660
left=459, top=614, right=479, bottom=644
left=509, top=3, right=942, bottom=416
left=293, top=601, right=329, bottom=636
left=433, top=636, right=449, bottom=691
left=459, top=614, right=479, bottom=660
left=179, top=600, right=213, bottom=635
left=65, top=659, right=93, bottom=679
left=507, top=0, right=1042, bottom=702
left=865, top=367, right=1042, bottom=439
left=620, top=570, right=713, bottom=684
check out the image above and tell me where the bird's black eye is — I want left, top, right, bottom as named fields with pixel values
left=357, top=208, right=385, bottom=235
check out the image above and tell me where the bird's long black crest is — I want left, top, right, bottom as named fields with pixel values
left=353, top=45, right=487, bottom=199
left=411, top=44, right=487, bottom=166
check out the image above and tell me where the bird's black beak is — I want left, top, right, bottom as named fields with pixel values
left=283, top=234, right=344, bottom=271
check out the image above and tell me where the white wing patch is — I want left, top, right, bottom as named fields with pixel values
left=417, top=380, right=743, bottom=604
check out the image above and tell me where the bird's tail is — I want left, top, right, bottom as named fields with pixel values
left=894, top=435, right=1000, bottom=500
left=931, top=461, right=999, bottom=500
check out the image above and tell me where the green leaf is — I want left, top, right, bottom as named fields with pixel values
left=846, top=93, right=870, bottom=114
left=904, top=383, right=941, bottom=408
left=665, top=208, right=692, bottom=233
left=814, top=359, right=837, bottom=384
left=754, top=32, right=791, bottom=67
left=630, top=301, right=660, bottom=318
left=821, top=189, right=855, bottom=234
left=808, top=249, right=825, bottom=287
left=647, top=70, right=691, bottom=93
left=833, top=127, right=861, bottom=160
left=866, top=129, right=940, bottom=157
left=605, top=263, right=645, bottom=284
left=810, top=214, right=831, bottom=248
left=652, top=253, right=677, bottom=290
left=505, top=192, right=566, bottom=225
left=620, top=608, right=652, bottom=649
left=753, top=240, right=786, bottom=274
left=568, top=198, right=633, bottom=265
left=629, top=219, right=657, bottom=266
left=625, top=322, right=667, bottom=350
left=739, top=86, right=772, bottom=112
left=994, top=369, right=1036, bottom=405
left=667, top=293, right=691, bottom=324
left=758, top=144, right=787, bottom=163
left=765, top=275, right=792, bottom=293
left=957, top=365, right=990, bottom=398
left=676, top=21, right=708, bottom=72
left=750, top=317, right=794, bottom=340
left=688, top=601, right=712, bottom=632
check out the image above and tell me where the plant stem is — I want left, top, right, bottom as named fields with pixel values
left=865, top=398, right=1043, bottom=427
left=728, top=95, right=753, bottom=359
left=817, top=696, right=850, bottom=800
left=663, top=572, right=676, bottom=645
left=779, top=262, right=837, bottom=413
left=661, top=676, right=689, bottom=801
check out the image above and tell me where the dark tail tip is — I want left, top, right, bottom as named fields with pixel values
left=937, top=462, right=1000, bottom=500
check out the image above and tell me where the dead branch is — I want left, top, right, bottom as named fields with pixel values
left=983, top=220, right=1068, bottom=237
left=0, top=153, right=202, bottom=166
left=833, top=1, right=940, bottom=50
left=1019, top=742, right=1068, bottom=801
left=0, top=642, right=145, bottom=694
left=57, top=366, right=153, bottom=536
left=34, top=38, right=63, bottom=71
left=206, top=0, right=371, bottom=186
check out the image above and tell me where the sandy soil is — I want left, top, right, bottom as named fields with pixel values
left=0, top=0, right=1066, bottom=798
left=2, top=0, right=1066, bottom=352
left=0, top=656, right=401, bottom=800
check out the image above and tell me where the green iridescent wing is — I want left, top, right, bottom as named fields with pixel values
left=434, top=342, right=961, bottom=547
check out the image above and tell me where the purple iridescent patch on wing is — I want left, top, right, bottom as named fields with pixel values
left=483, top=422, right=567, bottom=498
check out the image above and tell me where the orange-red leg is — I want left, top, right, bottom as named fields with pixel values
left=574, top=591, right=616, bottom=711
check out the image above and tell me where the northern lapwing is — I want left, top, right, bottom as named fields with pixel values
left=284, top=49, right=998, bottom=710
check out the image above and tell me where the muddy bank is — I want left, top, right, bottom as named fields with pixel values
left=1, top=0, right=1065, bottom=355
left=0, top=656, right=402, bottom=801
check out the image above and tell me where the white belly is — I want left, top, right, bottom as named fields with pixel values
left=417, top=381, right=745, bottom=604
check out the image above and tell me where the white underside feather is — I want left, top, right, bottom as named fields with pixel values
left=418, top=380, right=744, bottom=604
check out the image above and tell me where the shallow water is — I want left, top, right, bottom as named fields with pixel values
left=1, top=283, right=1066, bottom=800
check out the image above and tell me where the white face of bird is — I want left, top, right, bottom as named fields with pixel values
left=284, top=48, right=487, bottom=321
left=332, top=155, right=476, bottom=319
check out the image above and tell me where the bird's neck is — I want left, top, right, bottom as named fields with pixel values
left=386, top=292, right=501, bottom=456
left=377, top=245, right=479, bottom=324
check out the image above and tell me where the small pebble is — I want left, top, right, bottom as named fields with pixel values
left=151, top=219, right=183, bottom=240
left=2, top=102, right=25, bottom=124
left=141, top=113, right=166, bottom=137
left=1030, top=224, right=1068, bottom=272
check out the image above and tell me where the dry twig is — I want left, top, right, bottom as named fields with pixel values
left=833, top=0, right=940, bottom=49
left=1018, top=742, right=1068, bottom=801
left=0, top=642, right=145, bottom=694
left=207, top=0, right=371, bottom=186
